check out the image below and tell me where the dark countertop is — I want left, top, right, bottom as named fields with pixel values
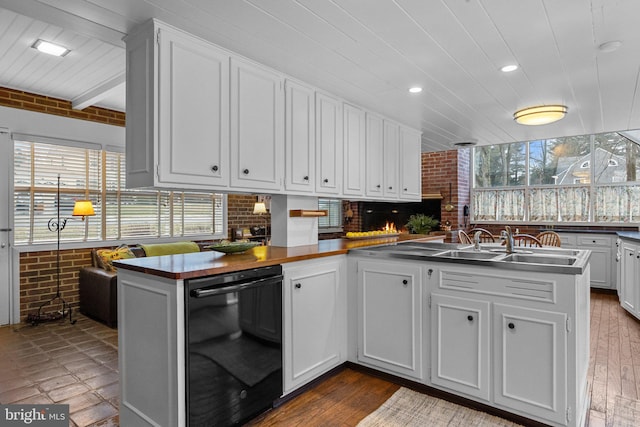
left=113, top=234, right=444, bottom=280
left=544, top=227, right=637, bottom=235
left=617, top=231, right=640, bottom=242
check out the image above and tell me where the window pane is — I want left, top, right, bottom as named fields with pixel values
left=474, top=142, right=526, bottom=188
left=593, top=132, right=640, bottom=183
left=528, top=187, right=559, bottom=222
left=558, top=186, right=590, bottom=222
left=529, top=135, right=591, bottom=185
left=119, top=192, right=159, bottom=238
left=472, top=189, right=524, bottom=221
left=318, top=199, right=342, bottom=228
left=183, top=193, right=215, bottom=235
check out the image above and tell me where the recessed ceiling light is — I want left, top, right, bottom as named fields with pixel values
left=598, top=40, right=622, bottom=53
left=31, top=39, right=70, bottom=57
left=409, top=87, right=423, bottom=93
left=513, top=105, right=567, bottom=126
left=500, top=64, right=518, bottom=73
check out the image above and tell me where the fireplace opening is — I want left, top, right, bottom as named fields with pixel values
left=360, top=200, right=441, bottom=233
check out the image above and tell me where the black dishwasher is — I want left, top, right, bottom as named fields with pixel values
left=185, top=265, right=283, bottom=427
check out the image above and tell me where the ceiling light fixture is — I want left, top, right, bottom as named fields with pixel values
left=513, top=105, right=567, bottom=126
left=598, top=40, right=622, bottom=53
left=500, top=64, right=518, bottom=72
left=32, top=39, right=70, bottom=57
left=409, top=86, right=423, bottom=93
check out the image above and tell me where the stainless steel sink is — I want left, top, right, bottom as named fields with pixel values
left=503, top=254, right=577, bottom=265
left=434, top=250, right=501, bottom=260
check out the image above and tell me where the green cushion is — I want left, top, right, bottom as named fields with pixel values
left=140, top=241, right=200, bottom=257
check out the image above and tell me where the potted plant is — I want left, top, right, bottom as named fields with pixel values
left=405, top=214, right=439, bottom=234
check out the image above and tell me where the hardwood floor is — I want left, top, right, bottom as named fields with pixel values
left=250, top=291, right=640, bottom=427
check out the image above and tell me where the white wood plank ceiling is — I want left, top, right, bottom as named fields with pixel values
left=1, top=0, right=639, bottom=152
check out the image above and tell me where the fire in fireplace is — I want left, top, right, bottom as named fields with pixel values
left=360, top=200, right=441, bottom=233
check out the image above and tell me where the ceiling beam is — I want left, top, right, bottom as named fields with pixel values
left=71, top=73, right=125, bottom=110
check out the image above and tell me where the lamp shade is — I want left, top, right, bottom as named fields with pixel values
left=253, top=202, right=267, bottom=215
left=513, top=105, right=567, bottom=125
left=72, top=200, right=95, bottom=217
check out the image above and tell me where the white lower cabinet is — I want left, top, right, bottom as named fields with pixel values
left=357, top=260, right=424, bottom=381
left=619, top=238, right=640, bottom=318
left=493, top=304, right=567, bottom=425
left=283, top=257, right=346, bottom=394
left=430, top=294, right=490, bottom=401
left=560, top=233, right=615, bottom=289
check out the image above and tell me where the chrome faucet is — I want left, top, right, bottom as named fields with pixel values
left=473, top=231, right=482, bottom=251
left=502, top=225, right=515, bottom=254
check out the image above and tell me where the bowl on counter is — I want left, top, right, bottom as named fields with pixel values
left=206, top=241, right=261, bottom=254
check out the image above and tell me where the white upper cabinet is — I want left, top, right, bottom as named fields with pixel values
left=315, top=93, right=342, bottom=195
left=399, top=127, right=422, bottom=201
left=383, top=121, right=399, bottom=198
left=365, top=113, right=384, bottom=198
left=284, top=80, right=315, bottom=193
left=125, top=19, right=230, bottom=190
left=342, top=103, right=366, bottom=197
left=230, top=58, right=284, bottom=191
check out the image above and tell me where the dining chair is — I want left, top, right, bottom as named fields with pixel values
left=535, top=231, right=562, bottom=247
left=513, top=234, right=543, bottom=247
left=458, top=229, right=472, bottom=244
left=469, top=227, right=496, bottom=243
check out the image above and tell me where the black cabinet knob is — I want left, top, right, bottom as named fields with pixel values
left=467, top=315, right=473, bottom=322
left=404, top=188, right=408, bottom=191
left=243, top=169, right=249, bottom=175
left=303, top=176, right=309, bottom=181
left=323, top=178, right=329, bottom=183
left=508, top=322, right=515, bottom=330
left=402, top=279, right=408, bottom=285
left=211, top=165, right=219, bottom=172
left=388, top=186, right=393, bottom=190
left=294, top=283, right=301, bottom=289
left=376, top=184, right=381, bottom=188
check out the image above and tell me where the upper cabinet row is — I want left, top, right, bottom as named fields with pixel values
left=125, top=19, right=422, bottom=201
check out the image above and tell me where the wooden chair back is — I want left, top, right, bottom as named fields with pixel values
left=458, top=229, right=472, bottom=244
left=513, top=234, right=543, bottom=247
left=535, top=231, right=562, bottom=247
left=469, top=228, right=496, bottom=243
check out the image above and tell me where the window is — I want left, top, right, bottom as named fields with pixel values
left=14, top=140, right=226, bottom=245
left=318, top=199, right=342, bottom=231
left=472, top=131, right=640, bottom=224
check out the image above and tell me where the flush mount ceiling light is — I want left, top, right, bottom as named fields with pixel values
left=513, top=105, right=567, bottom=126
left=31, top=39, right=70, bottom=57
left=598, top=40, right=622, bottom=53
left=500, top=64, right=518, bottom=72
left=408, top=86, right=423, bottom=93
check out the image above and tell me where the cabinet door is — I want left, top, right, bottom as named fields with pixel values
left=586, top=247, right=611, bottom=289
left=230, top=58, right=284, bottom=191
left=357, top=261, right=422, bottom=380
left=315, top=93, right=342, bottom=195
left=284, top=80, right=314, bottom=192
left=431, top=294, right=490, bottom=401
left=383, top=121, right=399, bottom=198
left=342, top=103, right=365, bottom=197
left=283, top=259, right=344, bottom=393
left=157, top=26, right=229, bottom=188
left=620, top=244, right=637, bottom=314
left=493, top=304, right=567, bottom=425
left=365, top=114, right=384, bottom=198
left=399, top=127, right=422, bottom=201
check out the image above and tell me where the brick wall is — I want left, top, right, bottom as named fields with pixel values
left=227, top=194, right=271, bottom=237
left=0, top=87, right=126, bottom=126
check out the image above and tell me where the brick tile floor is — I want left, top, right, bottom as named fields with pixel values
left=0, top=314, right=119, bottom=426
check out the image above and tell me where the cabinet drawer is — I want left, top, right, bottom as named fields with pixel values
left=558, top=234, right=576, bottom=246
left=577, top=235, right=613, bottom=247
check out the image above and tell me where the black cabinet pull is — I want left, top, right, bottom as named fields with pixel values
left=376, top=184, right=381, bottom=188
left=303, top=176, right=309, bottom=181
left=404, top=188, right=408, bottom=191
left=243, top=169, right=249, bottom=175
left=508, top=322, right=515, bottom=330
left=402, top=279, right=408, bottom=285
left=211, top=165, right=219, bottom=172
left=294, top=283, right=301, bottom=289
left=467, top=315, right=473, bottom=322
left=388, top=186, right=393, bottom=190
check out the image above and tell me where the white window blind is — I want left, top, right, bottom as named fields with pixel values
left=318, top=199, right=342, bottom=229
left=14, top=140, right=226, bottom=244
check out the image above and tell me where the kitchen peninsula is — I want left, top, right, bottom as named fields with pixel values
left=115, top=236, right=590, bottom=427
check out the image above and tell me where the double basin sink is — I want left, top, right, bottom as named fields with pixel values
left=353, top=241, right=589, bottom=274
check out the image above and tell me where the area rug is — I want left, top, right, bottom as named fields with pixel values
left=357, top=387, right=522, bottom=427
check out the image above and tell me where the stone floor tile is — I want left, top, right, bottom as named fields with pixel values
left=63, top=358, right=99, bottom=372
left=39, top=374, right=78, bottom=392
left=0, top=376, right=33, bottom=393
left=95, top=383, right=119, bottom=401
left=75, top=340, right=104, bottom=351
left=92, top=351, right=118, bottom=364
left=60, top=392, right=103, bottom=413
left=0, top=386, right=40, bottom=404
left=89, top=415, right=119, bottom=427
left=69, top=401, right=118, bottom=426
left=27, top=366, right=70, bottom=383
left=14, top=394, right=54, bottom=405
left=48, top=383, right=91, bottom=402
left=74, top=364, right=113, bottom=381
left=14, top=353, right=51, bottom=368
left=84, top=372, right=119, bottom=390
